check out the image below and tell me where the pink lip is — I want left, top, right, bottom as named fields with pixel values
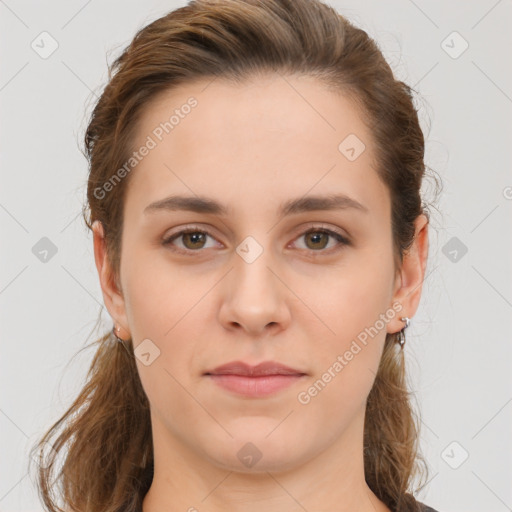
left=207, top=374, right=306, bottom=397
left=205, top=360, right=305, bottom=377
left=204, top=360, right=307, bottom=398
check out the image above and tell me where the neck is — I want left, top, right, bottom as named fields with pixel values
left=142, top=407, right=391, bottom=512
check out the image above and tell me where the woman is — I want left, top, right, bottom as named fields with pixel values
left=30, top=0, right=442, bottom=511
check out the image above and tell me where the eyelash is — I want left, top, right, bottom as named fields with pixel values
left=162, top=224, right=351, bottom=256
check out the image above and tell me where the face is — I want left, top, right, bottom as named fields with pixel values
left=95, top=73, right=426, bottom=475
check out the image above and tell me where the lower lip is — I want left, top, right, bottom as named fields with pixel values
left=206, top=374, right=305, bottom=398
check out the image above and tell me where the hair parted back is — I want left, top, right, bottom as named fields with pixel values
left=29, top=1, right=441, bottom=511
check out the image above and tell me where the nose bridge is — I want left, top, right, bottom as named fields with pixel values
left=233, top=233, right=280, bottom=304
left=219, top=232, right=289, bottom=333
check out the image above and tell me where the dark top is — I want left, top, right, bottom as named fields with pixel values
left=418, top=504, right=439, bottom=512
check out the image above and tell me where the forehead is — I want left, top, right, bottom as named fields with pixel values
left=124, top=73, right=388, bottom=221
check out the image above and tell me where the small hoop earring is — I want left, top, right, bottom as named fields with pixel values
left=397, top=316, right=410, bottom=349
left=112, top=325, right=125, bottom=344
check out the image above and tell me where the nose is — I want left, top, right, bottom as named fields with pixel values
left=217, top=248, right=291, bottom=337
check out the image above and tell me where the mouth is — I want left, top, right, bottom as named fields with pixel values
left=203, top=360, right=307, bottom=398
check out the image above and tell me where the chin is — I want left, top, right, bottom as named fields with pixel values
left=202, top=428, right=307, bottom=474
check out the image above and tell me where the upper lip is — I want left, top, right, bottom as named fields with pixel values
left=204, top=360, right=306, bottom=377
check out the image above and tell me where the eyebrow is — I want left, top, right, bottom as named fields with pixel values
left=143, top=193, right=369, bottom=217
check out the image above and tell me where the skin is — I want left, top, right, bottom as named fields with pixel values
left=93, top=73, right=428, bottom=512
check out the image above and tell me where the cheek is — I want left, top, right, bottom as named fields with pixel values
left=300, top=252, right=393, bottom=408
left=313, top=260, right=393, bottom=348
left=122, top=250, right=219, bottom=365
left=296, top=289, right=387, bottom=433
left=122, top=256, right=206, bottom=423
left=122, top=249, right=201, bottom=340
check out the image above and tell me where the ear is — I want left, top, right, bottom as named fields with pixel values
left=387, top=213, right=429, bottom=334
left=92, top=220, right=130, bottom=338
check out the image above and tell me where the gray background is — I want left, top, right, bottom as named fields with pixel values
left=1, top=1, right=511, bottom=511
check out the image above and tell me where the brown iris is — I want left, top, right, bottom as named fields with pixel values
left=182, top=231, right=207, bottom=250
left=304, top=230, right=330, bottom=250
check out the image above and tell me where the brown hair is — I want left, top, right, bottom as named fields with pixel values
left=29, top=1, right=441, bottom=511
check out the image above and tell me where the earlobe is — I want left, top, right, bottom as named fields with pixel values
left=92, top=220, right=130, bottom=334
left=388, top=214, right=429, bottom=334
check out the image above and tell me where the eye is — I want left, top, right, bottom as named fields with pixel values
left=162, top=224, right=350, bottom=255
left=291, top=226, right=350, bottom=253
left=163, top=227, right=219, bottom=253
